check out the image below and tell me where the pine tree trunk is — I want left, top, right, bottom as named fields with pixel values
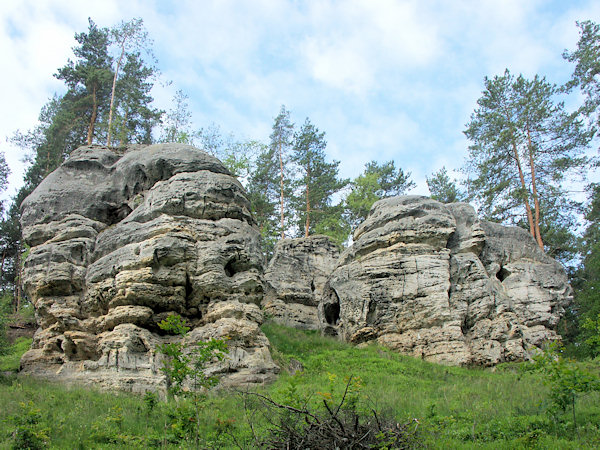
left=279, top=140, right=285, bottom=238
left=87, top=83, right=98, bottom=145
left=510, top=139, right=536, bottom=240
left=527, top=126, right=544, bottom=250
left=14, top=243, right=22, bottom=313
left=107, top=44, right=125, bottom=147
left=305, top=162, right=311, bottom=238
left=0, top=249, right=5, bottom=290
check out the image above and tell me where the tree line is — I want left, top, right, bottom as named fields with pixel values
left=0, top=18, right=598, bottom=357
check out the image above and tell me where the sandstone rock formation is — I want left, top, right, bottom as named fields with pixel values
left=263, top=235, right=339, bottom=330
left=20, top=144, right=279, bottom=392
left=323, top=196, right=571, bottom=366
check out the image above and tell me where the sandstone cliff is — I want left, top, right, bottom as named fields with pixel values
left=20, top=145, right=572, bottom=391
left=262, top=235, right=339, bottom=330
left=20, top=144, right=279, bottom=392
left=322, top=196, right=571, bottom=365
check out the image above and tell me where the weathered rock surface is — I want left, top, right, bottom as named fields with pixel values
left=263, top=235, right=339, bottom=330
left=20, top=144, right=279, bottom=392
left=323, top=196, right=571, bottom=366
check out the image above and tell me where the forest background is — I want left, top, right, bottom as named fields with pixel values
left=0, top=3, right=599, bottom=359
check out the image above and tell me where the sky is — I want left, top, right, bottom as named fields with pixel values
left=1, top=0, right=599, bottom=202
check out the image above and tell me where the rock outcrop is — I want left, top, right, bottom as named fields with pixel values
left=20, top=143, right=572, bottom=385
left=323, top=196, right=571, bottom=366
left=20, top=144, right=279, bottom=392
left=263, top=235, right=339, bottom=330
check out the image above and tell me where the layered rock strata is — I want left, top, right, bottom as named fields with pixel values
left=323, top=196, right=571, bottom=366
left=20, top=144, right=279, bottom=392
left=263, top=235, right=340, bottom=330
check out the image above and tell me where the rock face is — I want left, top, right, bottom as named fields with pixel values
left=323, top=196, right=571, bottom=366
left=263, top=235, right=339, bottom=330
left=20, top=144, right=279, bottom=392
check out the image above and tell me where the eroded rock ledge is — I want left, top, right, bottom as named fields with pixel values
left=20, top=144, right=279, bottom=392
left=20, top=144, right=572, bottom=392
left=321, top=196, right=571, bottom=366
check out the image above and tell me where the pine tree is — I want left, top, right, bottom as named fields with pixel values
left=563, top=20, right=600, bottom=142
left=112, top=52, right=162, bottom=145
left=464, top=69, right=591, bottom=251
left=567, top=184, right=600, bottom=356
left=291, top=118, right=348, bottom=240
left=345, top=160, right=415, bottom=229
left=55, top=18, right=113, bottom=145
left=246, top=147, right=279, bottom=253
left=426, top=167, right=465, bottom=204
left=270, top=106, right=294, bottom=238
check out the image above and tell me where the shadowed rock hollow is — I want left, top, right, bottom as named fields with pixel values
left=20, top=144, right=279, bottom=392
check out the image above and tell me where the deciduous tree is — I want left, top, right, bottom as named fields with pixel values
left=106, top=18, right=153, bottom=146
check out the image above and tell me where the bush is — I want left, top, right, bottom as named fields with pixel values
left=531, top=342, right=600, bottom=430
left=244, top=374, right=421, bottom=449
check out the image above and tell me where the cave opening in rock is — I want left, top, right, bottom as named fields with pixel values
left=185, top=272, right=193, bottom=302
left=324, top=302, right=340, bottom=325
left=496, top=267, right=510, bottom=282
left=224, top=258, right=236, bottom=277
left=106, top=203, right=132, bottom=225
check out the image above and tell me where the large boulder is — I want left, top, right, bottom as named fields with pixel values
left=20, top=144, right=279, bottom=392
left=262, top=235, right=339, bottom=330
left=323, top=196, right=571, bottom=366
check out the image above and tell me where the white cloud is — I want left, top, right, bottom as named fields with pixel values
left=1, top=0, right=599, bottom=206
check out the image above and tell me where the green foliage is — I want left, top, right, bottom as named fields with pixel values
left=427, top=166, right=466, bottom=203
left=565, top=184, right=600, bottom=357
left=563, top=20, right=600, bottom=137
left=464, top=68, right=591, bottom=259
left=160, top=90, right=194, bottom=144
left=530, top=342, right=600, bottom=429
left=1, top=326, right=600, bottom=448
left=582, top=314, right=600, bottom=355
left=157, top=314, right=228, bottom=445
left=345, top=160, right=415, bottom=229
left=8, top=401, right=50, bottom=450
left=291, top=118, right=349, bottom=239
left=247, top=105, right=295, bottom=250
left=0, top=338, right=32, bottom=372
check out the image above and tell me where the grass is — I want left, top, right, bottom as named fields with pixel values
left=0, top=337, right=32, bottom=372
left=0, top=323, right=598, bottom=448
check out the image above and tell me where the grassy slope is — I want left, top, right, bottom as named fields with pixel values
left=0, top=323, right=598, bottom=449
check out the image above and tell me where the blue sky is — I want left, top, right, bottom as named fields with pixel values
left=1, top=0, right=599, bottom=201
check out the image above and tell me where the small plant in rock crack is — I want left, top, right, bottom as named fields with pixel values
left=157, top=314, right=228, bottom=447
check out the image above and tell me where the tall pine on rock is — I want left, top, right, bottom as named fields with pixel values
left=270, top=106, right=294, bottom=238
left=55, top=18, right=113, bottom=145
left=247, top=106, right=294, bottom=251
left=464, top=69, right=590, bottom=255
left=291, top=118, right=348, bottom=242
